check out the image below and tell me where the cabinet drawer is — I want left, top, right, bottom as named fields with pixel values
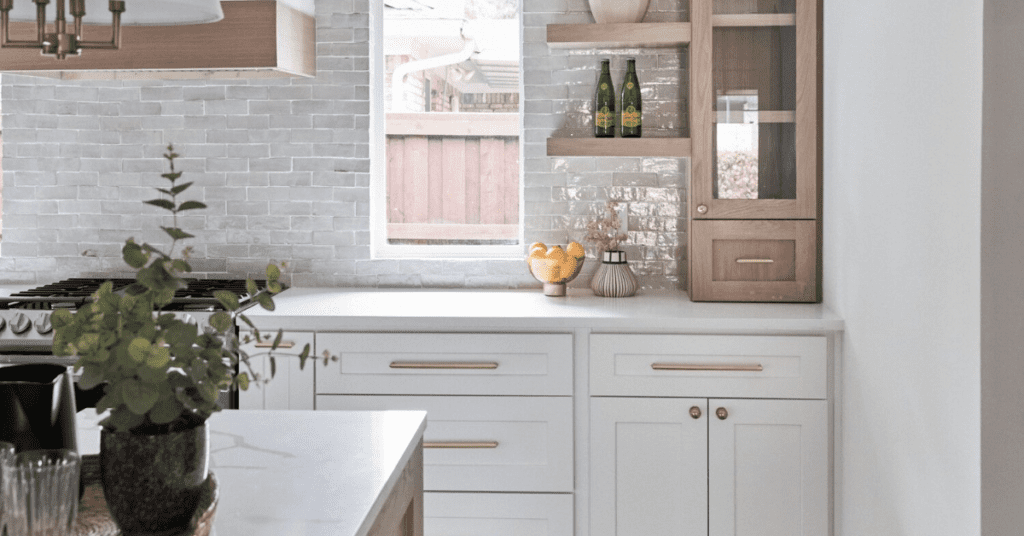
left=316, top=395, right=574, bottom=493
left=238, top=331, right=315, bottom=410
left=425, top=492, right=573, bottom=536
left=315, top=333, right=573, bottom=396
left=590, top=334, right=826, bottom=399
left=691, top=219, right=818, bottom=302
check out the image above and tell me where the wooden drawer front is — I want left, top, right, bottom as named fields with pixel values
left=316, top=395, right=574, bottom=493
left=238, top=331, right=315, bottom=410
left=691, top=219, right=818, bottom=302
left=424, top=492, right=573, bottom=536
left=315, top=333, right=573, bottom=396
left=590, top=334, right=826, bottom=399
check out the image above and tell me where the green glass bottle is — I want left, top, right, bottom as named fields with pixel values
left=620, top=58, right=642, bottom=138
left=595, top=59, right=615, bottom=138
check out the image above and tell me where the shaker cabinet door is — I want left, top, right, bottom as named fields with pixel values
left=708, top=399, right=828, bottom=536
left=590, top=397, right=709, bottom=536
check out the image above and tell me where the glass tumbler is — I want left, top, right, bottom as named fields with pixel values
left=1, top=449, right=81, bottom=536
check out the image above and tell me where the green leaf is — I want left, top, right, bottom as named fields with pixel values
left=257, top=293, right=275, bottom=311
left=177, top=200, right=207, bottom=211
left=146, top=346, right=171, bottom=368
left=161, top=227, right=195, bottom=241
left=161, top=171, right=183, bottom=181
left=266, top=264, right=282, bottom=281
left=209, top=312, right=232, bottom=332
left=269, top=356, right=277, bottom=379
left=172, top=259, right=192, bottom=273
left=267, top=280, right=282, bottom=294
left=106, top=410, right=144, bottom=432
left=78, top=367, right=106, bottom=390
left=137, top=364, right=167, bottom=384
left=121, top=380, right=159, bottom=415
left=150, top=399, right=183, bottom=425
left=144, top=199, right=176, bottom=211
left=199, top=382, right=219, bottom=403
left=127, top=337, right=151, bottom=363
left=170, top=181, right=193, bottom=195
left=238, top=314, right=255, bottom=329
left=51, top=309, right=73, bottom=329
left=237, top=372, right=250, bottom=391
left=122, top=241, right=149, bottom=269
left=213, top=290, right=240, bottom=311
left=246, top=279, right=259, bottom=297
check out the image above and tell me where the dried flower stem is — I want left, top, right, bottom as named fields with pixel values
left=584, top=200, right=629, bottom=253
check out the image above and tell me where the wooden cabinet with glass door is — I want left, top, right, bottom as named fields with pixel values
left=689, top=0, right=820, bottom=302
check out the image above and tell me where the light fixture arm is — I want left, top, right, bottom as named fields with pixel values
left=0, top=0, right=125, bottom=59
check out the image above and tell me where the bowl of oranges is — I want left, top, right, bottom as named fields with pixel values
left=526, top=241, right=586, bottom=296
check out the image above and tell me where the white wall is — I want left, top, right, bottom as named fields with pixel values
left=981, top=1, right=1024, bottom=533
left=823, top=0, right=983, bottom=534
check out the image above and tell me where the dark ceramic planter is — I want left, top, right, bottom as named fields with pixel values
left=100, top=421, right=209, bottom=536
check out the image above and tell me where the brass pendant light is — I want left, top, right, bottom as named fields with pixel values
left=0, top=0, right=225, bottom=59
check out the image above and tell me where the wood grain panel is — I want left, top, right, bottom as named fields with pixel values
left=712, top=14, right=796, bottom=26
left=387, top=137, right=406, bottom=223
left=691, top=219, right=816, bottom=302
left=428, top=137, right=444, bottom=223
left=504, top=139, right=520, bottom=225
left=479, top=138, right=504, bottom=225
left=0, top=1, right=315, bottom=78
left=465, top=138, right=482, bottom=225
left=794, top=0, right=819, bottom=219
left=547, top=22, right=691, bottom=48
left=404, top=137, right=430, bottom=224
left=367, top=443, right=424, bottom=536
left=711, top=239, right=796, bottom=282
left=546, top=137, right=691, bottom=157
left=442, top=138, right=467, bottom=223
left=689, top=0, right=714, bottom=294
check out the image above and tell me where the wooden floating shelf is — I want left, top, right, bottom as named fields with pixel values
left=547, top=137, right=691, bottom=158
left=546, top=22, right=691, bottom=48
left=711, top=14, right=797, bottom=27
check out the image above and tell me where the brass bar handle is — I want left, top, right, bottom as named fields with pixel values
left=254, top=341, right=296, bottom=349
left=390, top=361, right=499, bottom=370
left=651, top=363, right=764, bottom=372
left=423, top=441, right=499, bottom=449
left=736, top=258, right=774, bottom=264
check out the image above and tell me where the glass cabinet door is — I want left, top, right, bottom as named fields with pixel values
left=690, top=0, right=817, bottom=219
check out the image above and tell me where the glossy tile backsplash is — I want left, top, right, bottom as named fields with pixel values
left=0, top=0, right=690, bottom=289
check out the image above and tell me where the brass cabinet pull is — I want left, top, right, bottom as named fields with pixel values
left=689, top=406, right=702, bottom=419
left=736, top=258, right=774, bottom=264
left=651, top=363, right=764, bottom=372
left=390, top=361, right=499, bottom=370
left=254, top=340, right=295, bottom=349
left=716, top=407, right=729, bottom=420
left=423, top=441, right=499, bottom=449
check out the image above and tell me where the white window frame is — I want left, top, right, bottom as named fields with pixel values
left=369, top=1, right=524, bottom=260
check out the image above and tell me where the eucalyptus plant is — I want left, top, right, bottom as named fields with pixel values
left=52, top=146, right=326, bottom=434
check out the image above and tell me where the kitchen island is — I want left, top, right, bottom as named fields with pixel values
left=76, top=409, right=427, bottom=536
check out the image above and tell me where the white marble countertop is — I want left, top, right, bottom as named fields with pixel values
left=76, top=409, right=427, bottom=536
left=245, top=287, right=844, bottom=332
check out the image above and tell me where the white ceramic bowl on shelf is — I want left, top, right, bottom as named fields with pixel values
left=587, top=0, right=651, bottom=24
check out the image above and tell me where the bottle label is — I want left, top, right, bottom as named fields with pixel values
left=626, top=82, right=634, bottom=90
left=596, top=106, right=613, bottom=128
left=622, top=105, right=641, bottom=128
left=600, top=83, right=608, bottom=90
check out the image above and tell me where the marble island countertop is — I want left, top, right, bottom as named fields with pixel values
left=76, top=409, right=427, bottom=536
left=245, top=287, right=844, bottom=332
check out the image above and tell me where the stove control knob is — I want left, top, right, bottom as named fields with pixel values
left=35, top=313, right=53, bottom=335
left=10, top=313, right=32, bottom=335
left=0, top=316, right=6, bottom=333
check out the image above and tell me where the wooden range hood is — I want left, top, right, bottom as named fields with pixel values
left=0, top=1, right=314, bottom=79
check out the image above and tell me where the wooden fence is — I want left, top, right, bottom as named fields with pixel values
left=386, top=113, right=520, bottom=242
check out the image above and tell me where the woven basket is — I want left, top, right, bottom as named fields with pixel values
left=76, top=454, right=218, bottom=536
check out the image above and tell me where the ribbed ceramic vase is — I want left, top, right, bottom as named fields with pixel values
left=586, top=0, right=651, bottom=23
left=590, top=250, right=639, bottom=297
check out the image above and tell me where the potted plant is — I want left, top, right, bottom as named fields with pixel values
left=584, top=200, right=639, bottom=297
left=51, top=146, right=327, bottom=534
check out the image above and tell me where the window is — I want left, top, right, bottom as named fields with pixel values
left=371, top=0, right=522, bottom=258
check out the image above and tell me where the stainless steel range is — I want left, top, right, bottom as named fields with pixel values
left=0, top=278, right=262, bottom=409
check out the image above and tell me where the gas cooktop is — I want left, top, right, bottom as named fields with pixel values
left=0, top=278, right=263, bottom=311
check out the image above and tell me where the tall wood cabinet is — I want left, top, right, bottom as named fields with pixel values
left=546, top=0, right=823, bottom=302
left=690, top=0, right=821, bottom=302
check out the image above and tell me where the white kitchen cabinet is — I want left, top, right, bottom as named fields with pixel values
left=591, top=397, right=827, bottom=536
left=424, top=492, right=573, bottom=536
left=589, top=398, right=709, bottom=536
left=237, top=331, right=315, bottom=410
